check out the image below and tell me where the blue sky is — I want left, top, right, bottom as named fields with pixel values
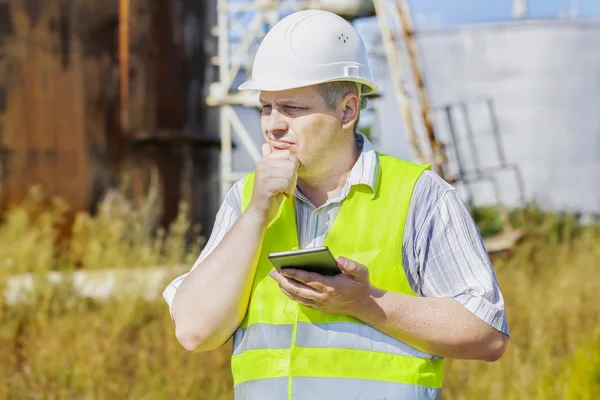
left=408, top=0, right=600, bottom=28
left=230, top=1, right=600, bottom=41
left=350, top=0, right=600, bottom=49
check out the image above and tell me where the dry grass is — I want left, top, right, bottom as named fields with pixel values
left=0, top=185, right=204, bottom=275
left=0, top=188, right=599, bottom=399
left=444, top=220, right=600, bottom=399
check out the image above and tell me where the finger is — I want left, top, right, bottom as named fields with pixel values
left=268, top=269, right=289, bottom=286
left=261, top=158, right=297, bottom=197
left=281, top=277, right=321, bottom=299
left=288, top=153, right=300, bottom=170
left=255, top=159, right=295, bottom=181
left=264, top=149, right=292, bottom=160
left=262, top=142, right=272, bottom=157
left=266, top=177, right=295, bottom=197
left=262, top=159, right=297, bottom=176
left=263, top=152, right=300, bottom=176
left=280, top=268, right=331, bottom=292
left=280, top=288, right=316, bottom=307
left=274, top=152, right=299, bottom=170
left=269, top=270, right=320, bottom=300
left=283, top=176, right=297, bottom=198
left=287, top=164, right=298, bottom=198
left=337, top=257, right=368, bottom=281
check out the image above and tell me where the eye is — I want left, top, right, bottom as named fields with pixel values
left=284, top=105, right=304, bottom=111
left=261, top=105, right=272, bottom=113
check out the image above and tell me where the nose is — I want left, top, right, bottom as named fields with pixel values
left=264, top=108, right=288, bottom=138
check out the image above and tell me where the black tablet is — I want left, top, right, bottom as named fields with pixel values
left=268, top=246, right=341, bottom=276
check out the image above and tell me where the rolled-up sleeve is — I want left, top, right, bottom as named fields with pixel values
left=404, top=172, right=509, bottom=336
left=162, top=179, right=243, bottom=314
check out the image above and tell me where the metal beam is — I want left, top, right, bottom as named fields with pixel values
left=372, top=0, right=425, bottom=164
left=213, top=0, right=449, bottom=200
left=395, top=0, right=446, bottom=178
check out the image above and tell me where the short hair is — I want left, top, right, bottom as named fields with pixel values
left=315, top=81, right=359, bottom=110
left=314, top=81, right=361, bottom=130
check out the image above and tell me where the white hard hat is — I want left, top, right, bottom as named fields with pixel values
left=238, top=9, right=378, bottom=96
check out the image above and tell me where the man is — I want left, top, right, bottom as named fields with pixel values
left=164, top=9, right=509, bottom=400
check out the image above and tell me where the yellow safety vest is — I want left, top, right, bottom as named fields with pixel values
left=233, top=153, right=443, bottom=400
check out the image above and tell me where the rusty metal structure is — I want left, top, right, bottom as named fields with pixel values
left=0, top=0, right=220, bottom=233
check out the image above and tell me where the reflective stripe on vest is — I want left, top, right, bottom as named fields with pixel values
left=233, top=322, right=440, bottom=360
left=233, top=154, right=442, bottom=399
left=235, top=377, right=441, bottom=400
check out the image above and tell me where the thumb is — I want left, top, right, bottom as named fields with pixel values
left=262, top=142, right=272, bottom=157
left=337, top=257, right=368, bottom=281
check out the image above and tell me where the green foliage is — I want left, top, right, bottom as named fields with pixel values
left=358, top=125, right=372, bottom=141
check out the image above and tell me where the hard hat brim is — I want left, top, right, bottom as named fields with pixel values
left=238, top=77, right=378, bottom=97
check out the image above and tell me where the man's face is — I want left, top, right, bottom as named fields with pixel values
left=259, top=85, right=344, bottom=177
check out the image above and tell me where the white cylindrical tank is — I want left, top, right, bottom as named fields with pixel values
left=374, top=20, right=600, bottom=215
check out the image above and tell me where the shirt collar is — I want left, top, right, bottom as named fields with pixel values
left=345, top=132, right=380, bottom=200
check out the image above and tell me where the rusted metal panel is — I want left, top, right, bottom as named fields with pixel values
left=0, top=0, right=221, bottom=235
left=126, top=0, right=221, bottom=232
left=0, top=3, right=12, bottom=37
left=0, top=0, right=91, bottom=211
left=0, top=0, right=123, bottom=212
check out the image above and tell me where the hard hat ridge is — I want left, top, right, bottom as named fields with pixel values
left=239, top=9, right=378, bottom=96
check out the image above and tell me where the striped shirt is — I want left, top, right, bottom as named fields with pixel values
left=163, top=133, right=509, bottom=335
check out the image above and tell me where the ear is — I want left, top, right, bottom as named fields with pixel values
left=340, top=93, right=360, bottom=130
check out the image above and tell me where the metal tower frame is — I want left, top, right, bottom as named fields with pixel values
left=372, top=0, right=446, bottom=179
left=207, top=0, right=283, bottom=200
left=208, top=0, right=446, bottom=200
